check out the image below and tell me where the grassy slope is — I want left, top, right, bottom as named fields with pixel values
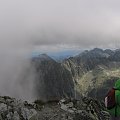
left=76, top=66, right=120, bottom=99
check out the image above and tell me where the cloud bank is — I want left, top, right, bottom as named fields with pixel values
left=0, top=0, right=120, bottom=100
left=1, top=0, right=120, bottom=50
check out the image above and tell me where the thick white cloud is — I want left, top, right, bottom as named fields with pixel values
left=0, top=0, right=120, bottom=50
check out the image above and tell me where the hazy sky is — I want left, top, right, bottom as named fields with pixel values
left=0, top=0, right=120, bottom=52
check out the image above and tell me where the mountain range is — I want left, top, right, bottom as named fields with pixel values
left=32, top=48, right=120, bottom=101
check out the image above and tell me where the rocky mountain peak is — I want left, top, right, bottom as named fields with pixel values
left=91, top=48, right=103, bottom=52
left=32, top=53, right=55, bottom=62
left=104, top=49, right=114, bottom=55
left=0, top=96, right=110, bottom=120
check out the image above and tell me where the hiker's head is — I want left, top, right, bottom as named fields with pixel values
left=115, top=79, right=120, bottom=89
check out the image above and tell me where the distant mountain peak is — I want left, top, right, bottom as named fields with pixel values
left=115, top=49, right=120, bottom=52
left=92, top=48, right=103, bottom=52
left=38, top=53, right=51, bottom=59
left=32, top=53, right=55, bottom=62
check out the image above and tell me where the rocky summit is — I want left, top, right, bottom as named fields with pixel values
left=0, top=96, right=110, bottom=120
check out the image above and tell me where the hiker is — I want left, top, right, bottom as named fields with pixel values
left=105, top=79, right=120, bottom=120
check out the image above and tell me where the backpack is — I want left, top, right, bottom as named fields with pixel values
left=105, top=88, right=117, bottom=110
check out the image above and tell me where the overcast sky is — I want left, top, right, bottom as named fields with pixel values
left=0, top=0, right=120, bottom=52
left=0, top=0, right=120, bottom=100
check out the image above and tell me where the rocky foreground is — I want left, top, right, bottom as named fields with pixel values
left=0, top=96, right=110, bottom=120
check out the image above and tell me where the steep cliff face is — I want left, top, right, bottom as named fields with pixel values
left=32, top=54, right=75, bottom=101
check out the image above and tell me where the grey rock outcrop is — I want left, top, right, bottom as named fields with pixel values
left=0, top=96, right=38, bottom=120
left=34, top=97, right=110, bottom=120
left=0, top=96, right=110, bottom=120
